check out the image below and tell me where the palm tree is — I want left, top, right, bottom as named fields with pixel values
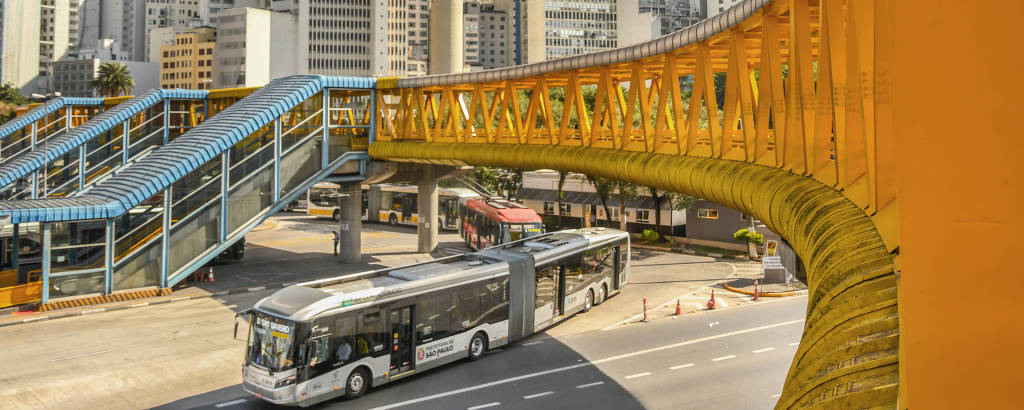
left=91, top=62, right=135, bottom=97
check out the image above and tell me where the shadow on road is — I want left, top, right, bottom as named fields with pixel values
left=155, top=332, right=645, bottom=410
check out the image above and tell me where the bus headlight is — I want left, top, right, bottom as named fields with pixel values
left=275, top=375, right=296, bottom=388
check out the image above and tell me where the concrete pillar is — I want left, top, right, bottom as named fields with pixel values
left=338, top=183, right=362, bottom=264
left=417, top=179, right=439, bottom=253
left=428, top=0, right=464, bottom=74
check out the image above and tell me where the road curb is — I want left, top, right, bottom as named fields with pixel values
left=630, top=243, right=750, bottom=260
left=722, top=281, right=808, bottom=297
left=0, top=280, right=295, bottom=328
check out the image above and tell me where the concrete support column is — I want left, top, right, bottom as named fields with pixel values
left=417, top=178, right=439, bottom=253
left=428, top=0, right=464, bottom=74
left=338, top=183, right=362, bottom=264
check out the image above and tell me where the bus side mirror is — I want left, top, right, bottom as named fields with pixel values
left=234, top=308, right=252, bottom=340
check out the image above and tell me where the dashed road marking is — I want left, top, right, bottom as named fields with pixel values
left=227, top=304, right=238, bottom=308
left=523, top=391, right=554, bottom=399
left=522, top=341, right=544, bottom=346
left=51, top=349, right=112, bottom=362
left=467, top=402, right=501, bottom=410
left=789, top=342, right=799, bottom=346
left=171, top=297, right=191, bottom=302
left=712, top=355, right=737, bottom=362
left=770, top=393, right=782, bottom=398
left=368, top=319, right=803, bottom=410
left=215, top=399, right=247, bottom=408
left=625, top=372, right=652, bottom=379
left=670, top=363, right=695, bottom=370
left=131, top=302, right=149, bottom=307
left=576, top=381, right=605, bottom=389
left=752, top=347, right=775, bottom=353
left=247, top=286, right=266, bottom=292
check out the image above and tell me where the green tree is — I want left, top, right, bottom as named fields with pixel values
left=612, top=180, right=638, bottom=232
left=0, top=83, right=29, bottom=122
left=647, top=187, right=697, bottom=241
left=90, top=62, right=135, bottom=97
left=586, top=175, right=616, bottom=227
left=556, top=170, right=568, bottom=228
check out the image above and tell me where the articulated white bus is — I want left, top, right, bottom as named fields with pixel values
left=306, top=183, right=478, bottom=230
left=238, top=228, right=630, bottom=406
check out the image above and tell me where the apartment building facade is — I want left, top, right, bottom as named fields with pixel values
left=159, top=26, right=216, bottom=89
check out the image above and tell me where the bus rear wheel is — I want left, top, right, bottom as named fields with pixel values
left=332, top=210, right=340, bottom=221
left=468, top=332, right=488, bottom=361
left=595, top=284, right=608, bottom=305
left=388, top=214, right=398, bottom=225
left=583, top=290, right=594, bottom=312
left=345, top=367, right=369, bottom=399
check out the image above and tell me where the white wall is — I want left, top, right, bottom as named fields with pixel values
left=121, top=61, right=159, bottom=93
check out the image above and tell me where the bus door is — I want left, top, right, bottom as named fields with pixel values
left=556, top=264, right=566, bottom=316
left=443, top=198, right=458, bottom=229
left=389, top=306, right=414, bottom=376
left=613, top=246, right=621, bottom=290
left=402, top=194, right=417, bottom=223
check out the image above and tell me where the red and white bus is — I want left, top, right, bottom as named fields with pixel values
left=459, top=198, right=544, bottom=250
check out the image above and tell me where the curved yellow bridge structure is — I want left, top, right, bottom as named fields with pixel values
left=369, top=0, right=1022, bottom=408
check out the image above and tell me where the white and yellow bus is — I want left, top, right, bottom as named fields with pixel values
left=306, top=183, right=479, bottom=230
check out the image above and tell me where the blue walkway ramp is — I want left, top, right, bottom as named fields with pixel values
left=0, top=90, right=209, bottom=201
left=0, top=75, right=376, bottom=305
left=0, top=97, right=105, bottom=165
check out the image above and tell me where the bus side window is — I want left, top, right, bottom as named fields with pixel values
left=334, top=316, right=355, bottom=364
left=354, top=311, right=385, bottom=357
left=451, top=284, right=480, bottom=331
left=416, top=295, right=438, bottom=341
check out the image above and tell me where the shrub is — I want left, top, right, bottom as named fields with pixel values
left=642, top=229, right=660, bottom=242
left=733, top=228, right=765, bottom=246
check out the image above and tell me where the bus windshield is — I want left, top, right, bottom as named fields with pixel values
left=503, top=223, right=544, bottom=242
left=246, top=313, right=299, bottom=372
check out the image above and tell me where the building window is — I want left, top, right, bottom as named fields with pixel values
left=608, top=207, right=620, bottom=221
left=543, top=202, right=555, bottom=214
left=698, top=208, right=719, bottom=220
left=636, top=209, right=651, bottom=223
left=559, top=203, right=572, bottom=216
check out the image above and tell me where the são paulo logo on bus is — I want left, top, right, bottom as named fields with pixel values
left=416, top=339, right=455, bottom=362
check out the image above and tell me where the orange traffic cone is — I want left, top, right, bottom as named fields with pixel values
left=674, top=298, right=682, bottom=316
left=753, top=279, right=759, bottom=301
left=707, top=289, right=716, bottom=310
left=207, top=267, right=215, bottom=282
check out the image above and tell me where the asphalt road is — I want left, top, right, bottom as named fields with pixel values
left=161, top=296, right=807, bottom=410
left=0, top=214, right=782, bottom=410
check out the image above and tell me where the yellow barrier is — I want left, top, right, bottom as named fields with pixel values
left=0, top=282, right=42, bottom=308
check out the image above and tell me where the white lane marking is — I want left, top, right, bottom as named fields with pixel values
left=789, top=342, right=799, bottom=346
left=714, top=298, right=729, bottom=308
left=770, top=393, right=782, bottom=398
left=247, top=286, right=266, bottom=292
left=752, top=347, right=775, bottom=354
left=602, top=283, right=721, bottom=331
left=467, top=402, right=501, bottom=410
left=670, top=363, right=695, bottom=370
left=521, top=341, right=544, bottom=346
left=171, top=297, right=191, bottom=302
left=368, top=319, right=803, bottom=410
left=712, top=355, right=737, bottom=362
left=227, top=304, right=238, bottom=308
left=23, top=316, right=49, bottom=323
left=80, top=308, right=105, bottom=315
left=130, top=302, right=149, bottom=307
left=50, top=350, right=112, bottom=362
left=214, top=399, right=247, bottom=408
left=624, top=372, right=652, bottom=379
left=523, top=391, right=554, bottom=399
left=576, top=382, right=605, bottom=389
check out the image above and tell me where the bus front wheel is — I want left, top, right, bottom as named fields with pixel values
left=345, top=367, right=369, bottom=399
left=388, top=214, right=398, bottom=225
left=468, top=332, right=488, bottom=361
left=332, top=210, right=340, bottom=221
left=595, top=284, right=608, bottom=305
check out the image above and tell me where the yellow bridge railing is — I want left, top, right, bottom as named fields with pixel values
left=371, top=0, right=904, bottom=407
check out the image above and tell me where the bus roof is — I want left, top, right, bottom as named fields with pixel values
left=310, top=183, right=479, bottom=198
left=463, top=198, right=542, bottom=224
